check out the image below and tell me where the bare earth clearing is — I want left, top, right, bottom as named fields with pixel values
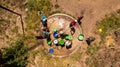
left=1, top=0, right=120, bottom=67
left=50, top=0, right=120, bottom=67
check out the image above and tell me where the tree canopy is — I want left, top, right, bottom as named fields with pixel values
left=0, top=37, right=28, bottom=67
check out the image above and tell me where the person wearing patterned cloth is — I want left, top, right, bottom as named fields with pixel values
left=69, top=20, right=77, bottom=35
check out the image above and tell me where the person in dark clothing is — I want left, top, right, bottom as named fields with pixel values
left=41, top=16, right=48, bottom=27
left=86, top=37, right=95, bottom=45
left=77, top=16, right=83, bottom=25
left=36, top=25, right=48, bottom=39
left=59, top=32, right=68, bottom=39
left=41, top=25, right=50, bottom=39
left=41, top=20, right=48, bottom=27
left=44, top=28, right=50, bottom=39
left=69, top=23, right=75, bottom=35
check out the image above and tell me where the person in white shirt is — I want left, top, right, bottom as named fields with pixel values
left=65, top=40, right=72, bottom=49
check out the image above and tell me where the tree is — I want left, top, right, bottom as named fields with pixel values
left=0, top=37, right=28, bottom=67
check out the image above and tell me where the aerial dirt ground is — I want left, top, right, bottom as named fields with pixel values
left=50, top=0, right=120, bottom=67
left=1, top=0, right=120, bottom=67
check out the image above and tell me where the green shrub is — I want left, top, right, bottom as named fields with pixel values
left=25, top=0, right=52, bottom=37
left=11, top=26, right=18, bottom=33
left=85, top=58, right=91, bottom=65
left=97, top=13, right=120, bottom=41
left=27, top=0, right=51, bottom=16
left=86, top=42, right=101, bottom=56
left=117, top=9, right=120, bottom=14
left=0, top=37, right=28, bottom=67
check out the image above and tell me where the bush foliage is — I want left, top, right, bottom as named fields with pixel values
left=86, top=9, right=120, bottom=67
left=0, top=37, right=28, bottom=67
left=97, top=11, right=120, bottom=41
left=27, top=0, right=51, bottom=16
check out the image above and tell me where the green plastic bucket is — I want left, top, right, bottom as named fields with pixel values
left=47, top=40, right=52, bottom=45
left=78, top=34, right=84, bottom=41
left=53, top=28, right=57, bottom=32
left=59, top=39, right=65, bottom=46
left=65, top=35, right=73, bottom=40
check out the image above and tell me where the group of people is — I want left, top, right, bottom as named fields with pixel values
left=40, top=15, right=95, bottom=49
left=40, top=15, right=84, bottom=50
left=69, top=16, right=83, bottom=35
left=40, top=15, right=83, bottom=38
left=40, top=16, right=72, bottom=49
left=52, top=28, right=73, bottom=49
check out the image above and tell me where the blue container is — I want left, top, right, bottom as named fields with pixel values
left=41, top=16, right=47, bottom=22
left=49, top=48, right=54, bottom=53
left=53, top=32, right=58, bottom=38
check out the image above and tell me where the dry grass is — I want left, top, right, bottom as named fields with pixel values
left=27, top=47, right=82, bottom=67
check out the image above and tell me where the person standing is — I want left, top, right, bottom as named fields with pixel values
left=65, top=40, right=72, bottom=49
left=77, top=16, right=83, bottom=25
left=71, top=20, right=77, bottom=27
left=41, top=25, right=50, bottom=39
left=69, top=20, right=76, bottom=35
left=41, top=16, right=48, bottom=27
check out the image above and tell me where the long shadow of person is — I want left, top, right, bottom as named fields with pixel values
left=60, top=33, right=68, bottom=39
left=35, top=36, right=44, bottom=39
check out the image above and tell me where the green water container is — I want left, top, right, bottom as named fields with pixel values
left=78, top=34, right=84, bottom=41
left=65, top=35, right=73, bottom=40
left=59, top=39, right=65, bottom=46
left=47, top=40, right=52, bottom=46
left=53, top=28, right=57, bottom=32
